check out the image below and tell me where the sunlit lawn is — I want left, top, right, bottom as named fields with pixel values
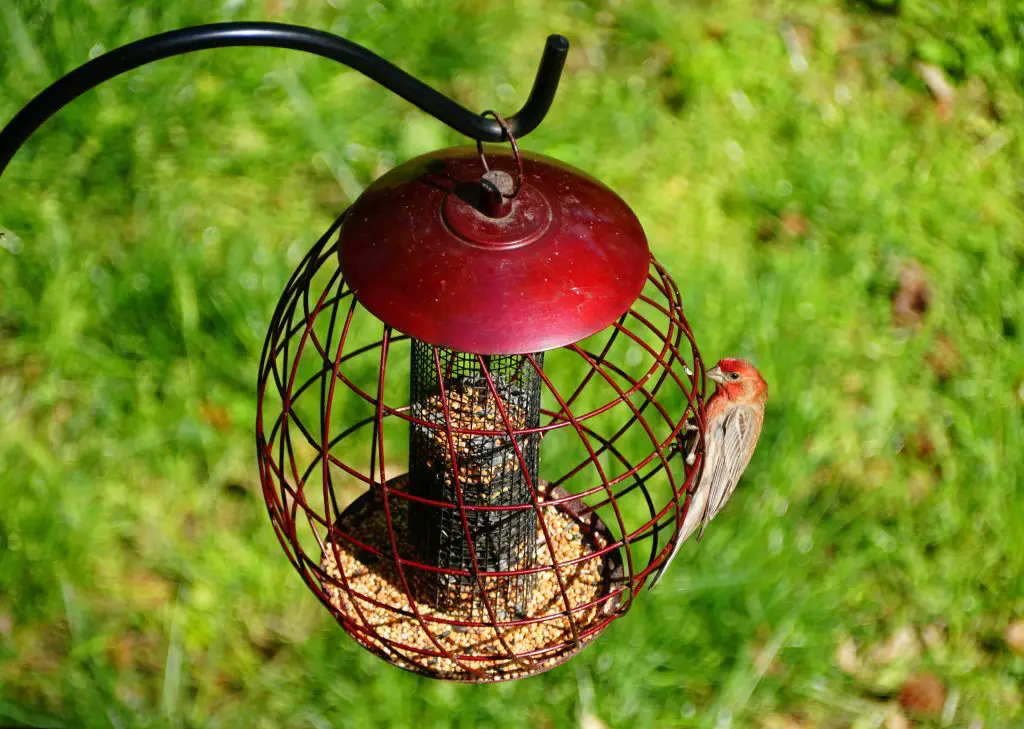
left=1, top=1, right=1022, bottom=727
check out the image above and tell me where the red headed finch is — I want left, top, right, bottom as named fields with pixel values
left=649, top=358, right=768, bottom=589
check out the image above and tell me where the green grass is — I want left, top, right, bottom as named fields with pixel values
left=2, top=0, right=1023, bottom=727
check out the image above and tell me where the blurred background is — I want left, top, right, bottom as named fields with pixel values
left=1, top=1, right=1022, bottom=727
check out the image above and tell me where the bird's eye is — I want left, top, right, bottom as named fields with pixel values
left=729, top=372, right=741, bottom=381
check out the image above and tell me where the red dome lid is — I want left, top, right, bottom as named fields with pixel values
left=338, top=147, right=649, bottom=354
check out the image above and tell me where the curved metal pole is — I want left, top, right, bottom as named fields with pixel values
left=0, top=22, right=569, bottom=177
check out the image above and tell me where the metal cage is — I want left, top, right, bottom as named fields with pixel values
left=256, top=215, right=706, bottom=682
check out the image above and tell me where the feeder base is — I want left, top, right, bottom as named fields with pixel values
left=320, top=477, right=624, bottom=682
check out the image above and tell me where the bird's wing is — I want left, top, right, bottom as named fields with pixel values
left=696, top=403, right=761, bottom=539
left=647, top=403, right=762, bottom=590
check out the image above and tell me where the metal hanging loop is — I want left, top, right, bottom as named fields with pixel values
left=476, top=111, right=524, bottom=199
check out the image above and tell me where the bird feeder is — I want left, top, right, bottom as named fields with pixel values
left=1, top=22, right=707, bottom=683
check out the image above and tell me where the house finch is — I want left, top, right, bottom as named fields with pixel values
left=648, top=358, right=768, bottom=589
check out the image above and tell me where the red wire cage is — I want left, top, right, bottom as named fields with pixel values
left=255, top=147, right=707, bottom=682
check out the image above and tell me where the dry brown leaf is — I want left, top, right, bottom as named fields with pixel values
left=927, top=335, right=962, bottom=380
left=753, top=638, right=787, bottom=677
left=781, top=211, right=810, bottom=238
left=792, top=25, right=814, bottom=53
left=905, top=101, right=926, bottom=125
left=579, top=712, right=608, bottom=729
left=781, top=22, right=810, bottom=74
left=907, top=425, right=936, bottom=460
left=107, top=629, right=162, bottom=672
left=704, top=21, right=727, bottom=41
left=892, top=261, right=932, bottom=329
left=836, top=636, right=863, bottom=676
left=123, top=569, right=175, bottom=610
left=871, top=625, right=921, bottom=665
left=884, top=708, right=911, bottom=729
left=1005, top=619, right=1024, bottom=656
left=200, top=400, right=233, bottom=432
left=921, top=622, right=947, bottom=652
left=109, top=632, right=136, bottom=670
left=757, top=218, right=777, bottom=242
left=22, top=356, right=43, bottom=384
left=914, top=61, right=955, bottom=121
left=898, top=672, right=946, bottom=717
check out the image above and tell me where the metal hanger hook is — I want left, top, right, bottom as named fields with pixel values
left=0, top=24, right=570, bottom=178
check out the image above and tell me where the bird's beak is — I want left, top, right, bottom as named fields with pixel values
left=707, top=365, right=726, bottom=385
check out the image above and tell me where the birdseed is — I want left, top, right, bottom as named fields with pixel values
left=320, top=480, right=621, bottom=681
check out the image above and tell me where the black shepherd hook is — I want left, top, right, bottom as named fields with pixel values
left=0, top=22, right=570, bottom=177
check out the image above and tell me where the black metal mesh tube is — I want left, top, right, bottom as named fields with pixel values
left=409, top=340, right=544, bottom=617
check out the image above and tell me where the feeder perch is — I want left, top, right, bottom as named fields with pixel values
left=1, top=22, right=708, bottom=683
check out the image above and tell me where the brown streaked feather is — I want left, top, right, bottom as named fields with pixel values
left=695, top=403, right=763, bottom=539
